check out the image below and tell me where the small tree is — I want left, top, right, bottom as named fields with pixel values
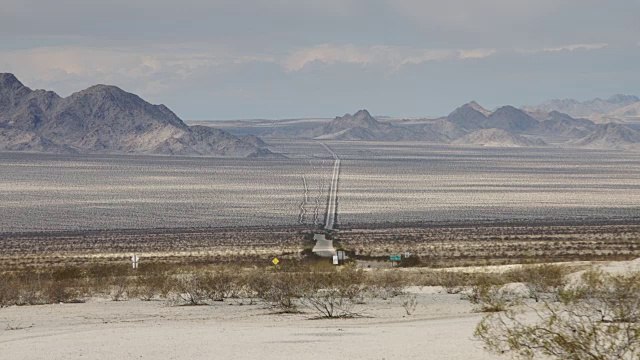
left=475, top=269, right=640, bottom=360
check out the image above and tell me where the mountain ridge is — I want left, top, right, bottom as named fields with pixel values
left=523, top=94, right=640, bottom=120
left=0, top=73, right=275, bottom=157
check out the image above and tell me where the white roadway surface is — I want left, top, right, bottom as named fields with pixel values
left=319, top=142, right=340, bottom=231
left=0, top=287, right=501, bottom=360
left=311, top=233, right=336, bottom=256
left=312, top=142, right=340, bottom=257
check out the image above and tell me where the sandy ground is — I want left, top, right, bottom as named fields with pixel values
left=2, top=259, right=638, bottom=360
left=0, top=287, right=499, bottom=360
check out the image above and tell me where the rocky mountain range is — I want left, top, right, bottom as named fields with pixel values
left=0, top=73, right=274, bottom=157
left=3, top=72, right=638, bottom=152
left=571, top=123, right=640, bottom=149
left=263, top=100, right=640, bottom=149
left=453, top=128, right=546, bottom=148
left=523, top=94, right=640, bottom=122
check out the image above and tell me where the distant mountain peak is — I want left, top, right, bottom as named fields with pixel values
left=607, top=94, right=640, bottom=104
left=84, top=84, right=124, bottom=92
left=445, top=102, right=488, bottom=131
left=353, top=109, right=372, bottom=117
left=352, top=109, right=377, bottom=123
left=573, top=122, right=640, bottom=149
left=493, top=105, right=519, bottom=113
left=523, top=94, right=640, bottom=119
left=332, top=109, right=378, bottom=128
left=0, top=74, right=275, bottom=157
left=467, top=101, right=491, bottom=116
left=75, top=84, right=136, bottom=99
left=0, top=73, right=26, bottom=89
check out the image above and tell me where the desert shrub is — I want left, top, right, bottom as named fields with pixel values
left=107, top=274, right=131, bottom=301
left=169, top=272, right=210, bottom=306
left=463, top=274, right=521, bottom=312
left=43, top=267, right=89, bottom=303
left=563, top=268, right=640, bottom=323
left=437, top=271, right=469, bottom=294
left=475, top=269, right=640, bottom=360
left=131, top=273, right=169, bottom=301
left=300, top=265, right=367, bottom=318
left=229, top=270, right=263, bottom=305
left=302, top=287, right=359, bottom=318
left=330, top=266, right=367, bottom=303
left=367, top=270, right=406, bottom=299
left=0, top=267, right=90, bottom=306
left=507, top=264, right=567, bottom=302
left=201, top=269, right=236, bottom=302
left=85, top=263, right=131, bottom=297
left=401, top=294, right=418, bottom=315
left=0, top=273, right=19, bottom=307
left=258, top=272, right=306, bottom=312
left=243, top=269, right=272, bottom=301
left=15, top=272, right=49, bottom=305
left=398, top=255, right=422, bottom=268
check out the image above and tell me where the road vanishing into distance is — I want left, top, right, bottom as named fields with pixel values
left=312, top=142, right=340, bottom=257
left=320, top=142, right=340, bottom=230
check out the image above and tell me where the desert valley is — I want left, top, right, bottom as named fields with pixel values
left=1, top=70, right=639, bottom=359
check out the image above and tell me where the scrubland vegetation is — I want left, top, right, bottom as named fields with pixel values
left=1, top=254, right=638, bottom=359
left=2, top=224, right=638, bottom=270
left=475, top=268, right=640, bottom=359
left=339, top=224, right=640, bottom=267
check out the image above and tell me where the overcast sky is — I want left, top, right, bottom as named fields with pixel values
left=1, top=0, right=639, bottom=120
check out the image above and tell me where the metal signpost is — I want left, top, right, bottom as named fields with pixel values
left=390, top=254, right=401, bottom=266
left=337, top=250, right=346, bottom=265
left=131, top=254, right=139, bottom=269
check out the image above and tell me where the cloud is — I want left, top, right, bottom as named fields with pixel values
left=2, top=0, right=638, bottom=51
left=284, top=45, right=496, bottom=71
left=515, top=43, right=609, bottom=54
left=1, top=1, right=638, bottom=120
left=543, top=43, right=609, bottom=52
left=1, top=44, right=499, bottom=88
left=0, top=45, right=280, bottom=96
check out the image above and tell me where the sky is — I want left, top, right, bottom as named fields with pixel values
left=1, top=0, right=639, bottom=120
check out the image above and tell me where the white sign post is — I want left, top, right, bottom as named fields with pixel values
left=332, top=255, right=339, bottom=265
left=131, top=254, right=140, bottom=269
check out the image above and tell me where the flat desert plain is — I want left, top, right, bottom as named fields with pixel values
left=1, top=140, right=640, bottom=232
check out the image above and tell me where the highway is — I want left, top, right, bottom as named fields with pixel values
left=319, top=142, right=340, bottom=230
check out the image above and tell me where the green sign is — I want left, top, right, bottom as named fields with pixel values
left=390, top=255, right=402, bottom=261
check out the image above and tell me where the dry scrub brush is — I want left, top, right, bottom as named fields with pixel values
left=300, top=265, right=368, bottom=318
left=475, top=268, right=640, bottom=360
left=506, top=264, right=568, bottom=302
left=462, top=273, right=522, bottom=313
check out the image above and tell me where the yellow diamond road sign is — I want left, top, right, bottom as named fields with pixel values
left=272, top=258, right=280, bottom=265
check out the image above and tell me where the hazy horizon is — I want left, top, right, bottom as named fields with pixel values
left=2, top=0, right=639, bottom=120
